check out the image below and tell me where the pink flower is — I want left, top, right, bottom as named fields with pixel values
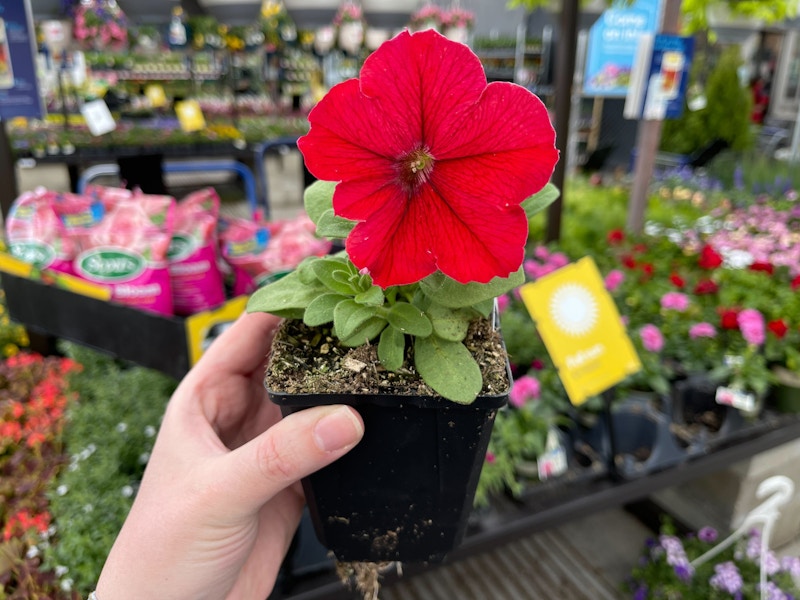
left=604, top=269, right=625, bottom=292
left=639, top=324, right=664, bottom=353
left=298, top=30, right=559, bottom=288
left=738, top=308, right=765, bottom=346
left=533, top=246, right=550, bottom=260
left=689, top=322, right=717, bottom=339
left=509, top=374, right=541, bottom=407
left=523, top=259, right=541, bottom=279
left=549, top=252, right=569, bottom=268
left=660, top=291, right=689, bottom=312
left=496, top=293, right=510, bottom=313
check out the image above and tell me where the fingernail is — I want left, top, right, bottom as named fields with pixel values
left=313, top=406, right=364, bottom=452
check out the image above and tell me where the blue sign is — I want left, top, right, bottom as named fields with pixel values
left=640, top=34, right=695, bottom=120
left=0, top=0, right=43, bottom=120
left=583, top=0, right=663, bottom=97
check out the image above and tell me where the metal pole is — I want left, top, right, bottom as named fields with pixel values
left=546, top=0, right=581, bottom=243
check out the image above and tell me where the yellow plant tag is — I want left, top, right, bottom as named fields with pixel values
left=519, top=256, right=641, bottom=406
left=175, top=99, right=206, bottom=132
left=145, top=84, right=168, bottom=108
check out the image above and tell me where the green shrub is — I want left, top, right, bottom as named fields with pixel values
left=42, top=344, right=176, bottom=596
left=661, top=45, right=754, bottom=155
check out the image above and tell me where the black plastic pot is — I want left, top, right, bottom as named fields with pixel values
left=269, top=387, right=507, bottom=563
left=671, top=374, right=746, bottom=447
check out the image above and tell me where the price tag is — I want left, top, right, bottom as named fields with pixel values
left=145, top=84, right=167, bottom=108
left=175, top=99, right=205, bottom=132
left=80, top=99, right=116, bottom=136
left=716, top=386, right=756, bottom=413
left=537, top=429, right=568, bottom=481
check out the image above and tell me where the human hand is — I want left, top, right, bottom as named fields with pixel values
left=94, top=311, right=364, bottom=600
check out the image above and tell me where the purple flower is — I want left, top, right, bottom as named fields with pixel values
left=660, top=535, right=695, bottom=580
left=639, top=324, right=664, bottom=353
left=496, top=294, right=510, bottom=314
left=604, top=269, right=625, bottom=292
left=633, top=585, right=648, bottom=600
left=710, top=561, right=743, bottom=594
left=761, top=581, right=790, bottom=600
left=509, top=375, right=540, bottom=407
left=690, top=322, right=717, bottom=339
left=781, top=555, right=800, bottom=578
left=698, top=526, right=718, bottom=542
left=660, top=291, right=690, bottom=312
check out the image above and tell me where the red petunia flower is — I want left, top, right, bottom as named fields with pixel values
left=719, top=308, right=740, bottom=330
left=698, top=244, right=723, bottom=269
left=768, top=319, right=789, bottom=339
left=607, top=229, right=624, bottom=245
left=640, top=263, right=654, bottom=277
left=749, top=261, right=774, bottom=275
left=298, top=30, right=559, bottom=288
left=621, top=254, right=636, bottom=269
left=694, top=279, right=719, bottom=295
left=670, top=273, right=685, bottom=288
left=792, top=275, right=800, bottom=290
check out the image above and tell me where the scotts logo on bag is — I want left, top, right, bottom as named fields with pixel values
left=76, top=248, right=146, bottom=282
left=10, top=241, right=55, bottom=268
left=167, top=233, right=195, bottom=262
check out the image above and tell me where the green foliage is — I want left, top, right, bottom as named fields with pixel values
left=661, top=46, right=754, bottom=155
left=247, top=181, right=521, bottom=404
left=43, top=344, right=176, bottom=597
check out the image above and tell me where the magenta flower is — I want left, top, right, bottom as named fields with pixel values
left=604, top=269, right=625, bottom=292
left=689, top=322, right=717, bottom=339
left=660, top=291, right=689, bottom=312
left=496, top=293, right=510, bottom=313
left=639, top=324, right=664, bottom=353
left=738, top=308, right=765, bottom=346
left=533, top=246, right=550, bottom=260
left=509, top=375, right=541, bottom=407
left=298, top=30, right=559, bottom=288
left=549, top=252, right=569, bottom=268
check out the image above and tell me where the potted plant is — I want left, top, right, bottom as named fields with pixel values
left=247, top=29, right=559, bottom=563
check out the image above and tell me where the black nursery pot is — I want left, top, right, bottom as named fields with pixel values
left=270, top=389, right=507, bottom=563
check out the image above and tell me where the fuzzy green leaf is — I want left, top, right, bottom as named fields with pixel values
left=355, top=285, right=385, bottom=306
left=303, top=180, right=337, bottom=226
left=316, top=209, right=357, bottom=240
left=312, top=258, right=359, bottom=295
left=338, top=316, right=387, bottom=347
left=334, top=300, right=380, bottom=340
left=378, top=326, right=406, bottom=371
left=426, top=303, right=473, bottom=341
left=246, top=270, right=326, bottom=317
left=420, top=268, right=524, bottom=308
left=304, top=293, right=349, bottom=327
left=386, top=303, right=433, bottom=337
left=414, top=335, right=482, bottom=404
left=521, top=183, right=560, bottom=219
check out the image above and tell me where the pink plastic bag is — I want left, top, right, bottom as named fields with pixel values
left=6, top=189, right=78, bottom=275
left=74, top=195, right=176, bottom=315
left=168, top=188, right=225, bottom=315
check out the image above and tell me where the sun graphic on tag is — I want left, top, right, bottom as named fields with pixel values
left=548, top=283, right=599, bottom=337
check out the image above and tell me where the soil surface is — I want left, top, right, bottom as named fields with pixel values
left=265, top=317, right=510, bottom=397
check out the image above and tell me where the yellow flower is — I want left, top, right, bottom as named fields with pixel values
left=3, top=343, right=18, bottom=358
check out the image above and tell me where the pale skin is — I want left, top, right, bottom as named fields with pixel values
left=95, top=312, right=365, bottom=600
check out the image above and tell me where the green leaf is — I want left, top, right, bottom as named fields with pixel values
left=387, top=303, right=433, bottom=337
left=312, top=258, right=359, bottom=295
left=246, top=270, right=326, bottom=316
left=426, top=303, right=473, bottom=341
left=521, top=183, right=560, bottom=219
left=316, top=209, right=357, bottom=240
left=303, top=180, right=337, bottom=226
left=304, top=293, right=348, bottom=327
left=338, top=316, right=387, bottom=347
left=355, top=285, right=385, bottom=306
left=334, top=299, right=380, bottom=340
left=378, top=326, right=405, bottom=371
left=420, top=268, right=524, bottom=308
left=414, top=335, right=483, bottom=404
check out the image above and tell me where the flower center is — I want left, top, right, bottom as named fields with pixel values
left=398, top=147, right=435, bottom=191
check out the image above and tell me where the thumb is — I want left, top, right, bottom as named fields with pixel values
left=216, top=405, right=364, bottom=514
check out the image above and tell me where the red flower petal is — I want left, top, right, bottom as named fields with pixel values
left=298, top=29, right=558, bottom=287
left=670, top=273, right=685, bottom=288
left=749, top=261, right=774, bottom=275
left=768, top=319, right=788, bottom=339
left=698, top=244, right=723, bottom=269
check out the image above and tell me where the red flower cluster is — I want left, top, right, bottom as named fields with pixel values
left=698, top=244, right=724, bottom=269
left=2, top=508, right=50, bottom=542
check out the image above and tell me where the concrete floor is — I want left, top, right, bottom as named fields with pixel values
left=12, top=153, right=800, bottom=598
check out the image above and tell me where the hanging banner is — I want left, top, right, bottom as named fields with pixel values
left=0, top=0, right=44, bottom=120
left=624, top=33, right=695, bottom=121
left=518, top=257, right=642, bottom=406
left=583, top=0, right=663, bottom=97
